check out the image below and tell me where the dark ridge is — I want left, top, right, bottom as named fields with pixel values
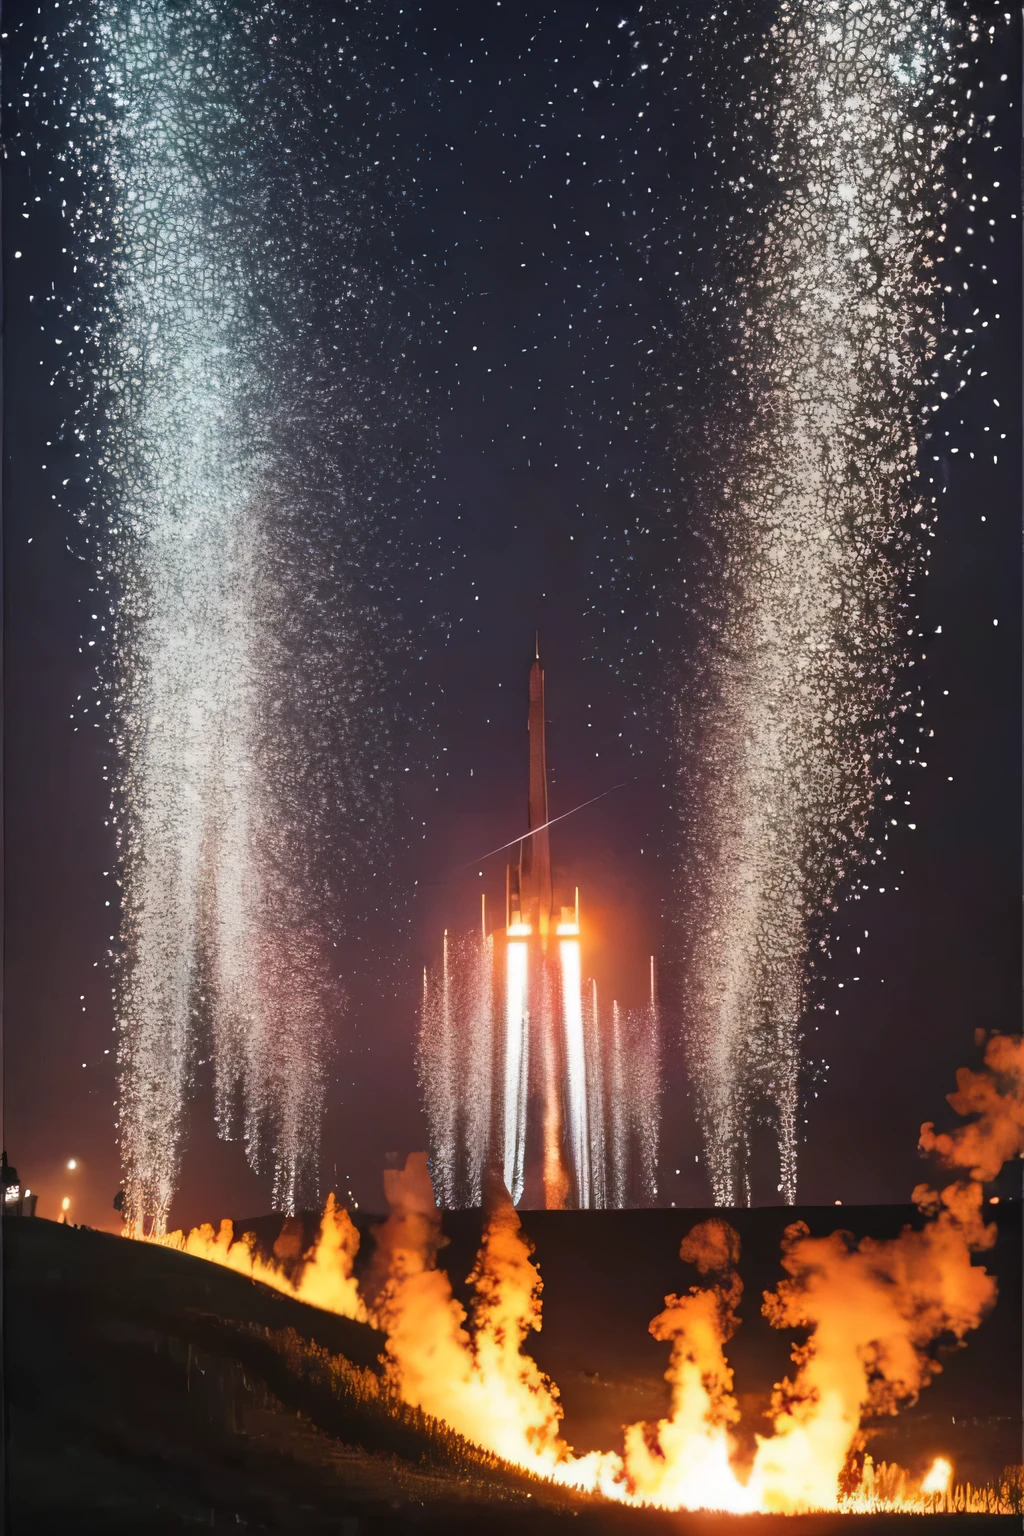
left=4, top=1210, right=1020, bottom=1532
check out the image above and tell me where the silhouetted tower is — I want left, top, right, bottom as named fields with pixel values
left=503, top=641, right=576, bottom=1207
left=519, top=637, right=554, bottom=936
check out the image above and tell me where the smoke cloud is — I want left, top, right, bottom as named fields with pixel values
left=139, top=1036, right=1024, bottom=1514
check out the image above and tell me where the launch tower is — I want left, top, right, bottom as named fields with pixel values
left=418, top=641, right=661, bottom=1212
left=502, top=642, right=590, bottom=1207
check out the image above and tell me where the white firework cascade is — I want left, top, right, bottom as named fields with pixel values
left=71, top=1, right=398, bottom=1233
left=677, top=1, right=970, bottom=1204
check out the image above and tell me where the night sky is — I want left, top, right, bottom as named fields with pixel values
left=3, top=0, right=1020, bottom=1230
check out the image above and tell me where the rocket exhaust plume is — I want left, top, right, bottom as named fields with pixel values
left=420, top=650, right=661, bottom=1208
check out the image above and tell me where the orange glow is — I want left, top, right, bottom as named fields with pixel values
left=143, top=1192, right=365, bottom=1321
left=559, top=938, right=589, bottom=1205
left=369, top=1155, right=623, bottom=1495
left=921, top=1456, right=953, bottom=1496
left=125, top=1036, right=1023, bottom=1515
left=503, top=939, right=529, bottom=1202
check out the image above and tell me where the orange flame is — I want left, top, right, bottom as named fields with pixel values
left=620, top=1219, right=756, bottom=1510
left=129, top=1034, right=1024, bottom=1514
left=921, top=1455, right=953, bottom=1496
left=369, top=1156, right=623, bottom=1493
left=147, top=1191, right=365, bottom=1321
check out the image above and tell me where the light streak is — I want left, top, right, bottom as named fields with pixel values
left=418, top=937, right=457, bottom=1208
left=461, top=783, right=629, bottom=869
left=608, top=1002, right=628, bottom=1208
left=559, top=939, right=589, bottom=1206
left=418, top=925, right=499, bottom=1208
left=421, top=921, right=660, bottom=1209
left=503, top=941, right=529, bottom=1204
left=584, top=977, right=608, bottom=1209
left=464, top=908, right=495, bottom=1205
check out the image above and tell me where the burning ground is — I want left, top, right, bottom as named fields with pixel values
left=5, top=1037, right=1023, bottom=1528
left=7, top=1209, right=1019, bottom=1533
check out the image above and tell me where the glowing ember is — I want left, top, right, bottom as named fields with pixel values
left=921, top=1456, right=953, bottom=1496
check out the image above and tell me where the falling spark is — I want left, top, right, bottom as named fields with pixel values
left=625, top=989, right=661, bottom=1205
left=608, top=1002, right=630, bottom=1208
left=584, top=979, right=608, bottom=1209
left=675, top=0, right=975, bottom=1204
left=418, top=935, right=458, bottom=1209
left=47, top=2, right=406, bottom=1233
left=465, top=908, right=496, bottom=1203
left=418, top=928, right=496, bottom=1208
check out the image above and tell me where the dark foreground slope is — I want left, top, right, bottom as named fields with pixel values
left=3, top=1211, right=1020, bottom=1534
left=3, top=1217, right=584, bottom=1534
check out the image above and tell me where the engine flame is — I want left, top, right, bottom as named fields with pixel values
left=421, top=914, right=660, bottom=1209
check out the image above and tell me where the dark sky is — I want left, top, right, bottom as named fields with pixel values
left=3, top=0, right=1020, bottom=1229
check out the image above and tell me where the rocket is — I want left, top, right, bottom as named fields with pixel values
left=423, top=639, right=659, bottom=1212
left=507, top=636, right=554, bottom=938
left=503, top=640, right=576, bottom=1209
